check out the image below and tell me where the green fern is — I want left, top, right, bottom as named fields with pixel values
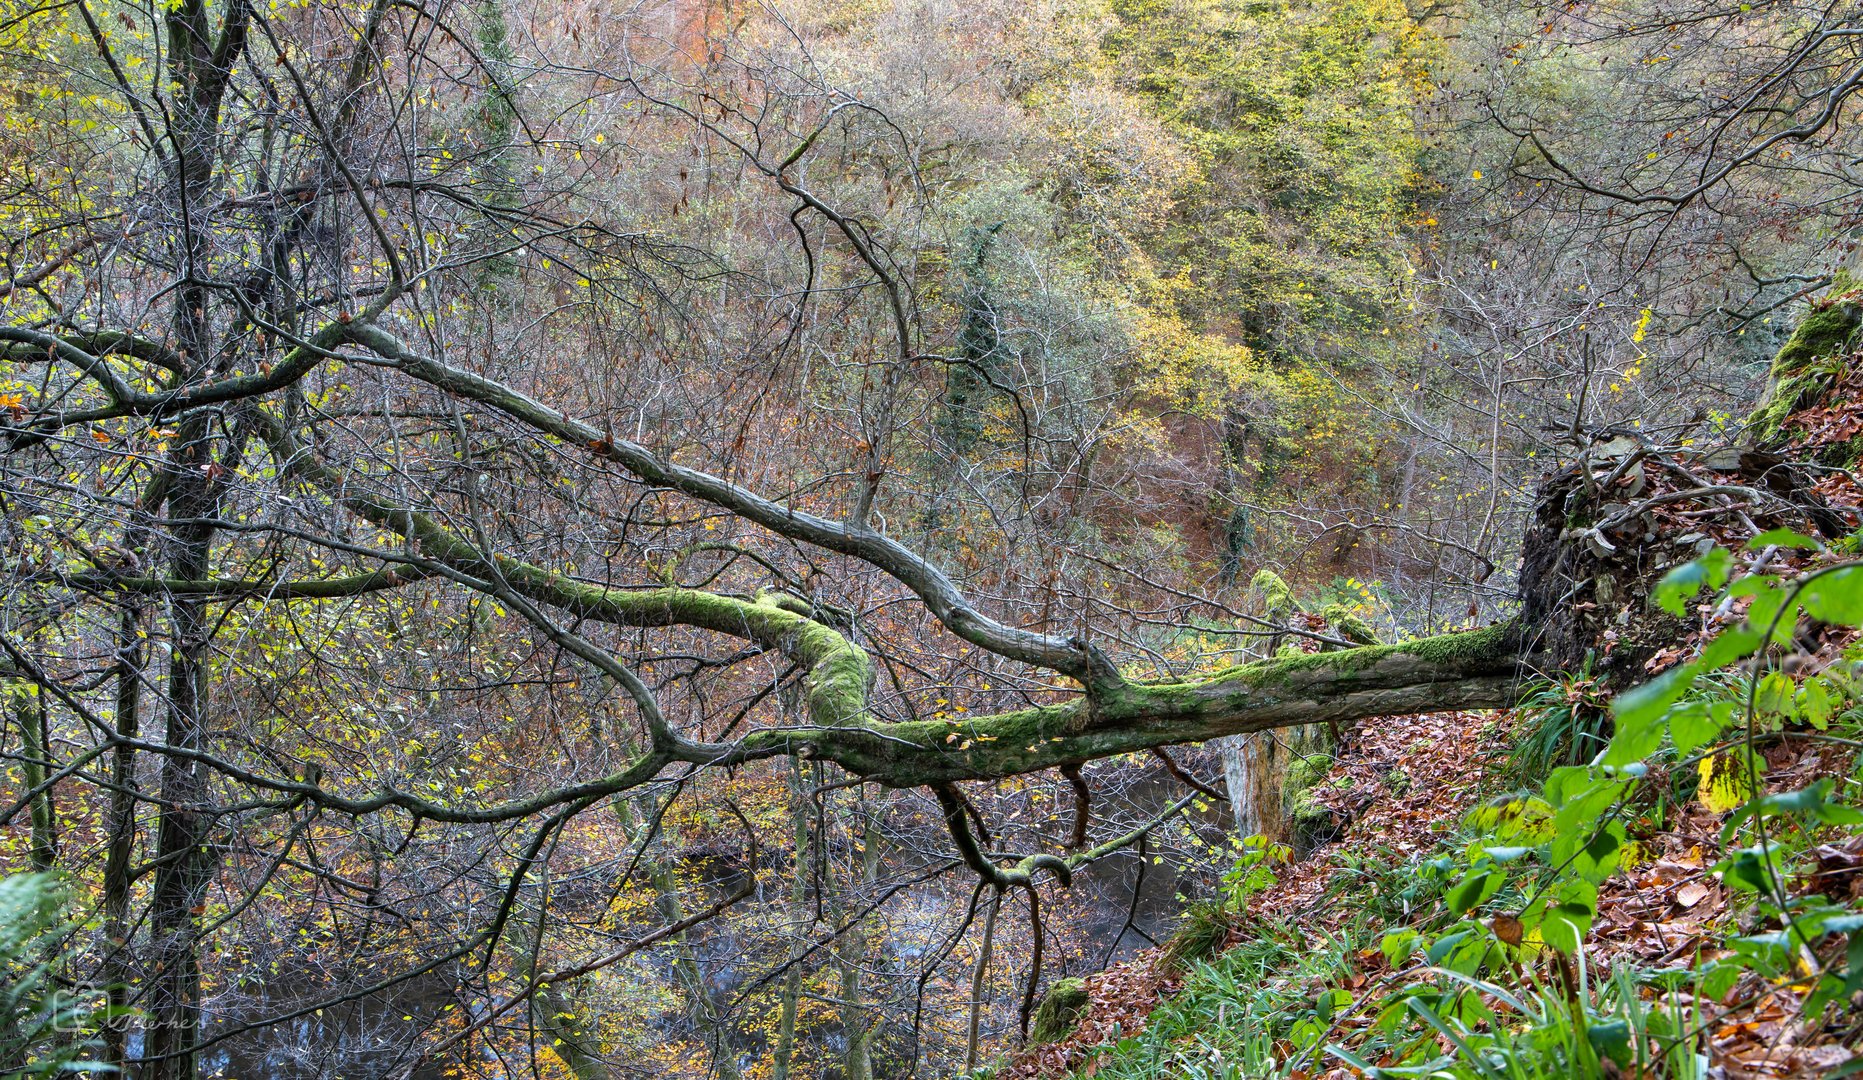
left=0, top=873, right=113, bottom=1076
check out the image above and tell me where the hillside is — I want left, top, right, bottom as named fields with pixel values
left=1005, top=704, right=1860, bottom=1078
left=997, top=314, right=1863, bottom=1078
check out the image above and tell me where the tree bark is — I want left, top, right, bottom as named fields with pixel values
left=143, top=420, right=219, bottom=1080
left=101, top=604, right=143, bottom=1071
left=965, top=889, right=1001, bottom=1072
left=834, top=805, right=881, bottom=1080
left=614, top=797, right=740, bottom=1080
left=13, top=687, right=55, bottom=872
left=771, top=761, right=811, bottom=1080
left=512, top=890, right=611, bottom=1080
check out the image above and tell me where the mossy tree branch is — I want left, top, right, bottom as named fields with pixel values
left=340, top=322, right=1116, bottom=685
left=21, top=320, right=1530, bottom=867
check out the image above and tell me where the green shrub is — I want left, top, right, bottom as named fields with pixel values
left=1160, top=900, right=1232, bottom=972
left=0, top=873, right=113, bottom=1076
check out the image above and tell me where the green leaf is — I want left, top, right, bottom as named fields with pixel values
left=1756, top=671, right=1797, bottom=720
left=1818, top=913, right=1863, bottom=936
left=1427, top=929, right=1472, bottom=965
left=1612, top=664, right=1697, bottom=733
left=1550, top=779, right=1630, bottom=863
left=1818, top=801, right=1863, bottom=827
left=1573, top=820, right=1627, bottom=884
left=1800, top=677, right=1834, bottom=730
left=1700, top=625, right=1763, bottom=668
left=1588, top=1019, right=1633, bottom=1066
left=1802, top=566, right=1863, bottom=626
left=1380, top=928, right=1420, bottom=968
left=1542, top=900, right=1593, bottom=953
left=1469, top=796, right=1555, bottom=844
left=1718, top=844, right=1780, bottom=893
left=1756, top=779, right=1836, bottom=815
left=1748, top=528, right=1822, bottom=550
left=1314, top=988, right=1352, bottom=1022
left=1731, top=931, right=1794, bottom=972
left=1447, top=870, right=1503, bottom=915
left=1736, top=577, right=1795, bottom=642
left=1654, top=550, right=1731, bottom=615
left=1723, top=779, right=1863, bottom=831
left=1603, top=704, right=1665, bottom=765
left=1803, top=972, right=1849, bottom=1021
left=1669, top=700, right=1735, bottom=756
left=1543, top=765, right=1597, bottom=808
left=1701, top=961, right=1741, bottom=1000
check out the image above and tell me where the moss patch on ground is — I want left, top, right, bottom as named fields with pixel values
left=1029, top=977, right=1091, bottom=1043
left=1749, top=291, right=1863, bottom=445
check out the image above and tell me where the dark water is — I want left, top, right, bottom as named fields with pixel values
left=160, top=776, right=1217, bottom=1078
left=162, top=970, right=456, bottom=1080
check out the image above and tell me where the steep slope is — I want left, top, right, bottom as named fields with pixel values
left=995, top=301, right=1863, bottom=1079
left=1005, top=705, right=1861, bottom=1078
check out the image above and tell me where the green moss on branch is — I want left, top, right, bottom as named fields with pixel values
left=777, top=623, right=1523, bottom=787
left=1249, top=569, right=1298, bottom=622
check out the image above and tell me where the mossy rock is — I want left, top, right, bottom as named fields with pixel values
left=1248, top=569, right=1299, bottom=622
left=1318, top=603, right=1379, bottom=646
left=1748, top=290, right=1863, bottom=447
left=1283, top=752, right=1335, bottom=794
left=1283, top=752, right=1338, bottom=851
left=1029, top=976, right=1091, bottom=1043
left=1290, top=791, right=1335, bottom=850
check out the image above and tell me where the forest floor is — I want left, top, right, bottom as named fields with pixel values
left=1001, top=707, right=1862, bottom=1078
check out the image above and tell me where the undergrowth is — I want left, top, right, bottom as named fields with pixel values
left=0, top=873, right=114, bottom=1076
left=1505, top=665, right=1611, bottom=783
left=1051, top=533, right=1863, bottom=1079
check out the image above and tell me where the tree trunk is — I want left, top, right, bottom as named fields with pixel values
left=965, top=889, right=1001, bottom=1072
left=143, top=411, right=220, bottom=1080
left=533, top=982, right=612, bottom=1080
left=771, top=762, right=811, bottom=1080
left=142, top=0, right=249, bottom=1064
left=613, top=797, right=740, bottom=1080
left=835, top=808, right=881, bottom=1080
left=13, top=687, right=55, bottom=872
left=101, top=605, right=144, bottom=1071
left=1220, top=735, right=1260, bottom=838
left=511, top=887, right=611, bottom=1080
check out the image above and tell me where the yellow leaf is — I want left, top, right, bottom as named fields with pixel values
left=1697, top=752, right=1760, bottom=813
